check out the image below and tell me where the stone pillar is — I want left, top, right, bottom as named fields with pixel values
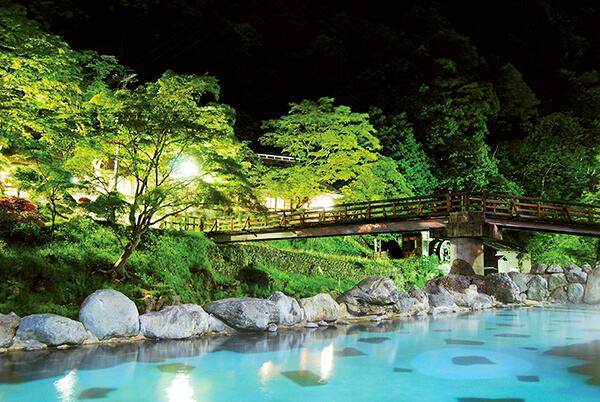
left=450, top=237, right=484, bottom=275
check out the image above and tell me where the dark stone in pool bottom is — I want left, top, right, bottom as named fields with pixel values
left=520, top=347, right=538, bottom=350
left=78, top=387, right=117, bottom=400
left=281, top=370, right=327, bottom=386
left=452, top=356, right=495, bottom=366
left=544, top=339, right=600, bottom=387
left=494, top=334, right=530, bottom=338
left=517, top=375, right=540, bottom=382
left=393, top=367, right=413, bottom=373
left=358, top=337, right=391, bottom=344
left=334, top=347, right=368, bottom=357
left=456, top=399, right=525, bottom=402
left=445, top=339, right=485, bottom=345
left=156, top=363, right=195, bottom=374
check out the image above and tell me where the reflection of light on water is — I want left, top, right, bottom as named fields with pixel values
left=320, top=344, right=334, bottom=383
left=165, top=373, right=195, bottom=402
left=258, top=360, right=274, bottom=385
left=299, top=348, right=308, bottom=371
left=54, top=370, right=78, bottom=402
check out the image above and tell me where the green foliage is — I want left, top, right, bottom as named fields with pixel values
left=389, top=256, right=443, bottom=290
left=523, top=232, right=597, bottom=267
left=269, top=236, right=372, bottom=258
left=240, top=262, right=358, bottom=299
left=73, top=70, right=256, bottom=275
left=506, top=113, right=600, bottom=201
left=370, top=109, right=438, bottom=196
left=258, top=97, right=405, bottom=206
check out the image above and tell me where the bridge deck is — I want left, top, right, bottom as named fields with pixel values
left=203, top=193, right=600, bottom=243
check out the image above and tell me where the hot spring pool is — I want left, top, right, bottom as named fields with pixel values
left=1, top=307, right=600, bottom=401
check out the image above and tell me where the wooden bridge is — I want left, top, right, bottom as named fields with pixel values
left=202, top=192, right=600, bottom=243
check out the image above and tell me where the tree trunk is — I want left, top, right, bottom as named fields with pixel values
left=596, top=238, right=600, bottom=263
left=113, top=231, right=143, bottom=279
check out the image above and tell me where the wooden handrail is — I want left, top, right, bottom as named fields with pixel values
left=200, top=192, right=600, bottom=233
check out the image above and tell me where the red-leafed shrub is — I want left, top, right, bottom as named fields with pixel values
left=0, top=196, right=45, bottom=231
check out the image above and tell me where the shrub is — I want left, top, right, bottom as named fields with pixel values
left=0, top=196, right=44, bottom=232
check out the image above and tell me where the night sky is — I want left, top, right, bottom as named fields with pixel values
left=12, top=0, right=600, bottom=148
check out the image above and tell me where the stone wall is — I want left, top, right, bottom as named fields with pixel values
left=207, top=243, right=405, bottom=286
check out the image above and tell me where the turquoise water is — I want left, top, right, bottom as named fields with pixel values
left=2, top=307, right=600, bottom=401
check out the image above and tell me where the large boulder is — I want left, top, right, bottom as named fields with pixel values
left=139, top=304, right=211, bottom=339
left=409, top=285, right=429, bottom=311
left=449, top=259, right=476, bottom=276
left=547, top=263, right=564, bottom=273
left=567, top=283, right=585, bottom=304
left=300, top=293, right=339, bottom=322
left=507, top=272, right=528, bottom=293
left=425, top=274, right=471, bottom=293
left=426, top=285, right=455, bottom=307
left=0, top=312, right=20, bottom=348
left=484, top=273, right=521, bottom=304
left=267, top=292, right=304, bottom=325
left=336, top=277, right=398, bottom=316
left=548, top=287, right=568, bottom=304
left=530, top=263, right=547, bottom=274
left=79, top=289, right=140, bottom=340
left=203, top=298, right=279, bottom=331
left=15, top=314, right=88, bottom=346
left=527, top=275, right=549, bottom=301
left=547, top=274, right=568, bottom=292
left=564, top=262, right=587, bottom=284
left=584, top=267, right=600, bottom=304
left=395, top=291, right=415, bottom=313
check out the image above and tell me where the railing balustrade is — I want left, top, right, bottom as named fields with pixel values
left=180, top=193, right=600, bottom=234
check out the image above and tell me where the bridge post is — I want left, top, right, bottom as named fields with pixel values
left=431, top=211, right=503, bottom=276
left=450, top=238, right=485, bottom=275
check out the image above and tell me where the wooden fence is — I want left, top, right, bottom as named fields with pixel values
left=190, top=193, right=600, bottom=234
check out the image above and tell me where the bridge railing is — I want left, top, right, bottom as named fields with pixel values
left=201, top=192, right=600, bottom=233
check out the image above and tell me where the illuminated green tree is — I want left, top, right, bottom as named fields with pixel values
left=259, top=97, right=407, bottom=207
left=70, top=71, right=254, bottom=277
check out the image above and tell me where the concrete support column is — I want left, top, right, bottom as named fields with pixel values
left=450, top=237, right=485, bottom=275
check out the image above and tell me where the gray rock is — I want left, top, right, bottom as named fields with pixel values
left=547, top=263, right=564, bottom=273
left=267, top=323, right=278, bottom=332
left=139, top=304, right=211, bottom=339
left=305, top=322, right=319, bottom=328
left=449, top=290, right=469, bottom=307
left=527, top=275, right=549, bottom=301
left=395, top=291, right=415, bottom=313
left=300, top=293, right=339, bottom=322
left=203, top=298, right=279, bottom=331
left=548, top=287, right=568, bottom=303
left=267, top=291, right=304, bottom=325
left=567, top=283, right=585, bottom=304
left=79, top=289, right=140, bottom=340
left=464, top=285, right=482, bottom=310
left=0, top=312, right=19, bottom=348
left=564, top=263, right=587, bottom=284
left=426, top=285, right=455, bottom=307
left=484, top=273, right=521, bottom=304
left=478, top=293, right=494, bottom=308
left=336, top=277, right=398, bottom=316
left=409, top=285, right=429, bottom=311
left=530, top=263, right=547, bottom=274
left=208, top=315, right=231, bottom=332
left=15, top=314, right=88, bottom=346
left=547, top=273, right=568, bottom=291
left=449, top=259, right=476, bottom=276
left=582, top=262, right=593, bottom=274
left=318, top=321, right=329, bottom=327
left=507, top=272, right=528, bottom=293
left=10, top=337, right=47, bottom=351
left=584, top=267, right=600, bottom=304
